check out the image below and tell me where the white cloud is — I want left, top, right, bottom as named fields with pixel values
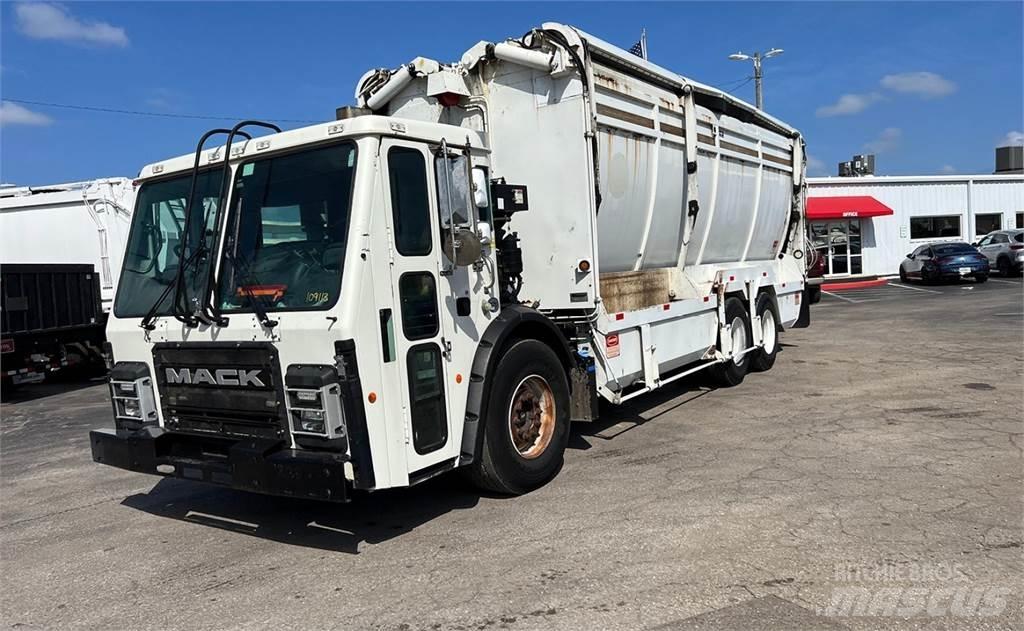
left=864, top=127, right=902, bottom=154
left=15, top=3, right=128, bottom=47
left=0, top=101, right=53, bottom=127
left=806, top=154, right=827, bottom=176
left=999, top=131, right=1024, bottom=147
left=816, top=92, right=882, bottom=117
left=880, top=72, right=956, bottom=99
left=939, top=165, right=956, bottom=174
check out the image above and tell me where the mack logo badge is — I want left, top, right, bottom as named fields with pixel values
left=165, top=367, right=266, bottom=387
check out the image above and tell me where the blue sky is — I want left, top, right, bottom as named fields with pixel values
left=2, top=1, right=1021, bottom=185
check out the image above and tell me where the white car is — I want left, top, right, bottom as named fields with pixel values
left=975, top=230, right=1024, bottom=276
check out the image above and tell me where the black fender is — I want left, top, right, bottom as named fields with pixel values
left=458, top=305, right=573, bottom=466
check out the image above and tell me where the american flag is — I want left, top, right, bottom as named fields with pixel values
left=628, top=29, right=648, bottom=60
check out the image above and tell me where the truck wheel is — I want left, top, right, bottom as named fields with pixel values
left=469, top=339, right=570, bottom=495
left=749, top=293, right=780, bottom=372
left=710, top=297, right=751, bottom=387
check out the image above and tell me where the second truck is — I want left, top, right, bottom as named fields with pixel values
left=91, top=23, right=810, bottom=500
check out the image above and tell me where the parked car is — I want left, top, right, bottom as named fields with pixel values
left=899, top=242, right=990, bottom=284
left=974, top=229, right=1024, bottom=276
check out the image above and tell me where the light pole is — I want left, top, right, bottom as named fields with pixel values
left=728, top=48, right=783, bottom=110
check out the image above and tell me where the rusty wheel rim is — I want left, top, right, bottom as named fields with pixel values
left=507, top=375, right=555, bottom=459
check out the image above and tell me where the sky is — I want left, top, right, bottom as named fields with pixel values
left=1, top=1, right=1022, bottom=185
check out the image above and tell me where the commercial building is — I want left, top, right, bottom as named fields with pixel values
left=806, top=173, right=1023, bottom=278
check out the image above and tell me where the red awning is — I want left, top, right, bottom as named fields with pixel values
left=806, top=196, right=894, bottom=220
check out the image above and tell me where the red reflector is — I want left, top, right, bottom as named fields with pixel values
left=762, top=272, right=768, bottom=277
left=663, top=304, right=670, bottom=310
left=237, top=284, right=287, bottom=302
left=615, top=313, right=625, bottom=321
left=729, top=275, right=735, bottom=282
left=703, top=296, right=710, bottom=302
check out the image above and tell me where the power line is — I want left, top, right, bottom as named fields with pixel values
left=3, top=98, right=321, bottom=124
left=718, top=76, right=753, bottom=89
left=724, top=77, right=754, bottom=96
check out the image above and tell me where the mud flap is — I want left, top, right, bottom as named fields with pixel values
left=793, top=287, right=811, bottom=328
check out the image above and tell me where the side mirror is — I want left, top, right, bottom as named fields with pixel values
left=906, top=253, right=914, bottom=259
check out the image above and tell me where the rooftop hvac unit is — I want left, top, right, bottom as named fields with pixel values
left=852, top=154, right=875, bottom=175
left=995, top=145, right=1023, bottom=173
left=838, top=161, right=853, bottom=177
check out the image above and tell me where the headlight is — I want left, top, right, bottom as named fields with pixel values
left=285, top=366, right=347, bottom=442
left=109, top=362, right=158, bottom=430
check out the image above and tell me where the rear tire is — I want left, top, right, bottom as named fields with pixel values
left=469, top=339, right=570, bottom=495
left=710, top=297, right=752, bottom=387
left=975, top=274, right=988, bottom=284
left=750, top=293, right=780, bottom=373
left=997, top=256, right=1012, bottom=277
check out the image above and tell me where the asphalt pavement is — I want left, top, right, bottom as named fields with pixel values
left=1, top=277, right=1021, bottom=630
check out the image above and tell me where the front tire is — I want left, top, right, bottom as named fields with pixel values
left=899, top=267, right=908, bottom=283
left=710, top=297, right=752, bottom=387
left=469, top=339, right=570, bottom=495
left=749, top=293, right=780, bottom=372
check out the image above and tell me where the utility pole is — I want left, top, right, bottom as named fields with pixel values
left=728, top=48, right=783, bottom=110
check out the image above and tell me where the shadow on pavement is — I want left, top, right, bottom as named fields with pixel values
left=121, top=473, right=489, bottom=554
left=1, top=373, right=107, bottom=404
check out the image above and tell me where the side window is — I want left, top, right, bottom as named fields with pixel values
left=913, top=245, right=929, bottom=257
left=434, top=152, right=471, bottom=228
left=398, top=272, right=438, bottom=340
left=993, top=234, right=1009, bottom=244
left=978, top=236, right=993, bottom=247
left=921, top=248, right=933, bottom=258
left=406, top=344, right=448, bottom=454
left=388, top=147, right=432, bottom=256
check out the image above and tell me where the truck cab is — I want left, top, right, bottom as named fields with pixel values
left=94, top=116, right=508, bottom=499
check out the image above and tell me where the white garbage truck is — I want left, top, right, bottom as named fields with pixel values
left=90, top=23, right=810, bottom=500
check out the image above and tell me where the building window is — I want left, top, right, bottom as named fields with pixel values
left=974, top=213, right=1001, bottom=237
left=910, top=215, right=961, bottom=240
left=1017, top=212, right=1023, bottom=229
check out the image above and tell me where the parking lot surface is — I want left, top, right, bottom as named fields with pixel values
left=2, top=279, right=1021, bottom=630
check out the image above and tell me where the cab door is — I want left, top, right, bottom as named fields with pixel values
left=380, top=139, right=454, bottom=475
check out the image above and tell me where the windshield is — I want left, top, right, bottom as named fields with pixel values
left=216, top=142, right=357, bottom=312
left=933, top=243, right=976, bottom=255
left=113, top=170, right=223, bottom=318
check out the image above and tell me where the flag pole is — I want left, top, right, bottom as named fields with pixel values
left=641, top=28, right=648, bottom=60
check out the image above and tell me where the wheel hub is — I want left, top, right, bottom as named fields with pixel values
left=508, top=376, right=555, bottom=459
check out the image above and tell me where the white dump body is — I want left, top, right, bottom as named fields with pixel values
left=0, top=178, right=135, bottom=310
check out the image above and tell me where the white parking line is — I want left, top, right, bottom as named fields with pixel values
left=821, top=291, right=880, bottom=304
left=987, top=278, right=1022, bottom=285
left=887, top=282, right=942, bottom=294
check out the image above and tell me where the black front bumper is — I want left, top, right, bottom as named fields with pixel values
left=90, top=427, right=350, bottom=502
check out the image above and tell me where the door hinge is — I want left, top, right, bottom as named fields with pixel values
left=441, top=337, right=452, bottom=360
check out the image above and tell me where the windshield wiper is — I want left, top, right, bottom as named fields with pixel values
left=225, top=249, right=278, bottom=329
left=139, top=245, right=207, bottom=331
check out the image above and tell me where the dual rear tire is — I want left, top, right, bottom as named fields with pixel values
left=710, top=294, right=779, bottom=386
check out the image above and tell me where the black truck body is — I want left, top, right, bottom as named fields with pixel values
left=1, top=264, right=106, bottom=387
